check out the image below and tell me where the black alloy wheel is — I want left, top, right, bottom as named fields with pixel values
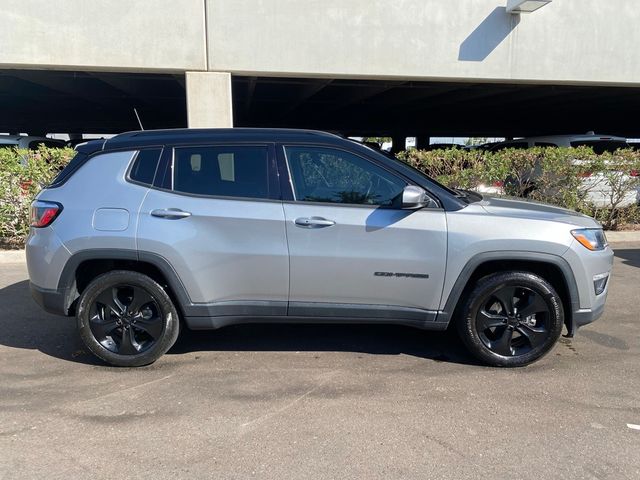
left=89, top=284, right=164, bottom=355
left=77, top=271, right=180, bottom=367
left=457, top=271, right=564, bottom=367
left=475, top=285, right=550, bottom=357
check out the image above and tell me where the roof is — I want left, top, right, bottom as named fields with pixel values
left=102, top=128, right=342, bottom=151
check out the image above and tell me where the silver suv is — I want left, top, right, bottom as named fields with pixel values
left=26, top=129, right=613, bottom=367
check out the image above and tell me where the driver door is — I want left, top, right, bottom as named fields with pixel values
left=280, top=145, right=447, bottom=321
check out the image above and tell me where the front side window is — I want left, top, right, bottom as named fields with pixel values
left=284, top=146, right=406, bottom=206
left=172, top=145, right=269, bottom=199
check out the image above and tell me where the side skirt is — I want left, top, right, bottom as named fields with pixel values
left=184, top=302, right=447, bottom=331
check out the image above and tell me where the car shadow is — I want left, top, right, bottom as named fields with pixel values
left=614, top=248, right=640, bottom=268
left=170, top=323, right=479, bottom=366
left=0, top=280, right=104, bottom=366
left=0, top=280, right=479, bottom=367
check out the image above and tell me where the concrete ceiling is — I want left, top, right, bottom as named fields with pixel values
left=1, top=69, right=640, bottom=138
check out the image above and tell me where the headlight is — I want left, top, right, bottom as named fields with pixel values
left=571, top=228, right=608, bottom=251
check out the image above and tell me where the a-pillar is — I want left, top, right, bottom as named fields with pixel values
left=186, top=72, right=233, bottom=128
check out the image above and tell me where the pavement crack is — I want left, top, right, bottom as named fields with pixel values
left=239, top=370, right=340, bottom=432
left=71, top=374, right=175, bottom=406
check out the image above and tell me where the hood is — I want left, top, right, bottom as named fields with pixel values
left=478, top=196, right=600, bottom=228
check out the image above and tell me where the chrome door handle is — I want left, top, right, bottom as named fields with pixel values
left=151, top=208, right=192, bottom=219
left=294, top=217, right=336, bottom=228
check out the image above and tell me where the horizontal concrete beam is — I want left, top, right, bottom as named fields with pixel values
left=1, top=0, right=640, bottom=87
left=0, top=0, right=206, bottom=72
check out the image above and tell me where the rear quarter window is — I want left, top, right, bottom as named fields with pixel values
left=128, top=148, right=163, bottom=186
left=49, top=148, right=162, bottom=188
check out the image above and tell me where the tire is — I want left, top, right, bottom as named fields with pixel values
left=457, top=271, right=564, bottom=367
left=77, top=270, right=180, bottom=367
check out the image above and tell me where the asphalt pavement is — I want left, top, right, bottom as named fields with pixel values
left=1, top=244, right=639, bottom=479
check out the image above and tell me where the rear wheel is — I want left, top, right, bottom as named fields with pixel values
left=457, top=271, right=564, bottom=367
left=77, top=270, right=180, bottom=367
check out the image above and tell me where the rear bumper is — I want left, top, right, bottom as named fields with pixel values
left=30, top=282, right=68, bottom=316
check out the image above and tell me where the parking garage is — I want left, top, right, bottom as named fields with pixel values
left=3, top=69, right=640, bottom=143
left=2, top=0, right=640, bottom=143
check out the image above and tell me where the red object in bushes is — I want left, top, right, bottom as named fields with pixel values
left=20, top=180, right=33, bottom=193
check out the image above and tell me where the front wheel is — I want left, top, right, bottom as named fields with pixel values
left=457, top=271, right=564, bottom=367
left=77, top=271, right=180, bottom=367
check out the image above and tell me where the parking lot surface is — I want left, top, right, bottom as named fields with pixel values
left=1, top=244, right=639, bottom=479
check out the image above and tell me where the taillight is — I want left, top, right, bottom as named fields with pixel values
left=30, top=201, right=63, bottom=228
left=492, top=181, right=504, bottom=187
left=631, top=170, right=639, bottom=177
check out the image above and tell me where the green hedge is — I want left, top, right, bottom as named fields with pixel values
left=0, top=146, right=639, bottom=248
left=398, top=146, right=640, bottom=230
left=0, top=146, right=75, bottom=248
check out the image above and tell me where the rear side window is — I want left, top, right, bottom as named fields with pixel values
left=172, top=145, right=270, bottom=199
left=129, top=148, right=162, bottom=186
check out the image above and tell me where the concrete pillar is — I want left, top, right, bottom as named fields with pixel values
left=390, top=135, right=406, bottom=154
left=415, top=136, right=431, bottom=150
left=186, top=72, right=233, bottom=128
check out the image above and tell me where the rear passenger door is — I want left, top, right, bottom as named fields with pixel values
left=137, top=143, right=289, bottom=318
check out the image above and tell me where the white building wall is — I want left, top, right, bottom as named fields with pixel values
left=0, top=0, right=206, bottom=71
left=206, top=0, right=640, bottom=86
left=2, top=1, right=640, bottom=84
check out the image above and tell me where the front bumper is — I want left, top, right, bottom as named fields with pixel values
left=573, top=302, right=606, bottom=329
left=563, top=241, right=613, bottom=336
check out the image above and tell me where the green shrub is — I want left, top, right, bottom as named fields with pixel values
left=398, top=146, right=640, bottom=230
left=0, top=146, right=75, bottom=248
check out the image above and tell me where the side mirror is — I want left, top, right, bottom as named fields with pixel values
left=401, top=185, right=429, bottom=210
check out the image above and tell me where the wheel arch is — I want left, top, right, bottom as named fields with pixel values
left=439, top=251, right=580, bottom=336
left=57, top=249, right=191, bottom=317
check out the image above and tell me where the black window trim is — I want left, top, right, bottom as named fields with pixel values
left=150, top=142, right=281, bottom=203
left=277, top=142, right=441, bottom=210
